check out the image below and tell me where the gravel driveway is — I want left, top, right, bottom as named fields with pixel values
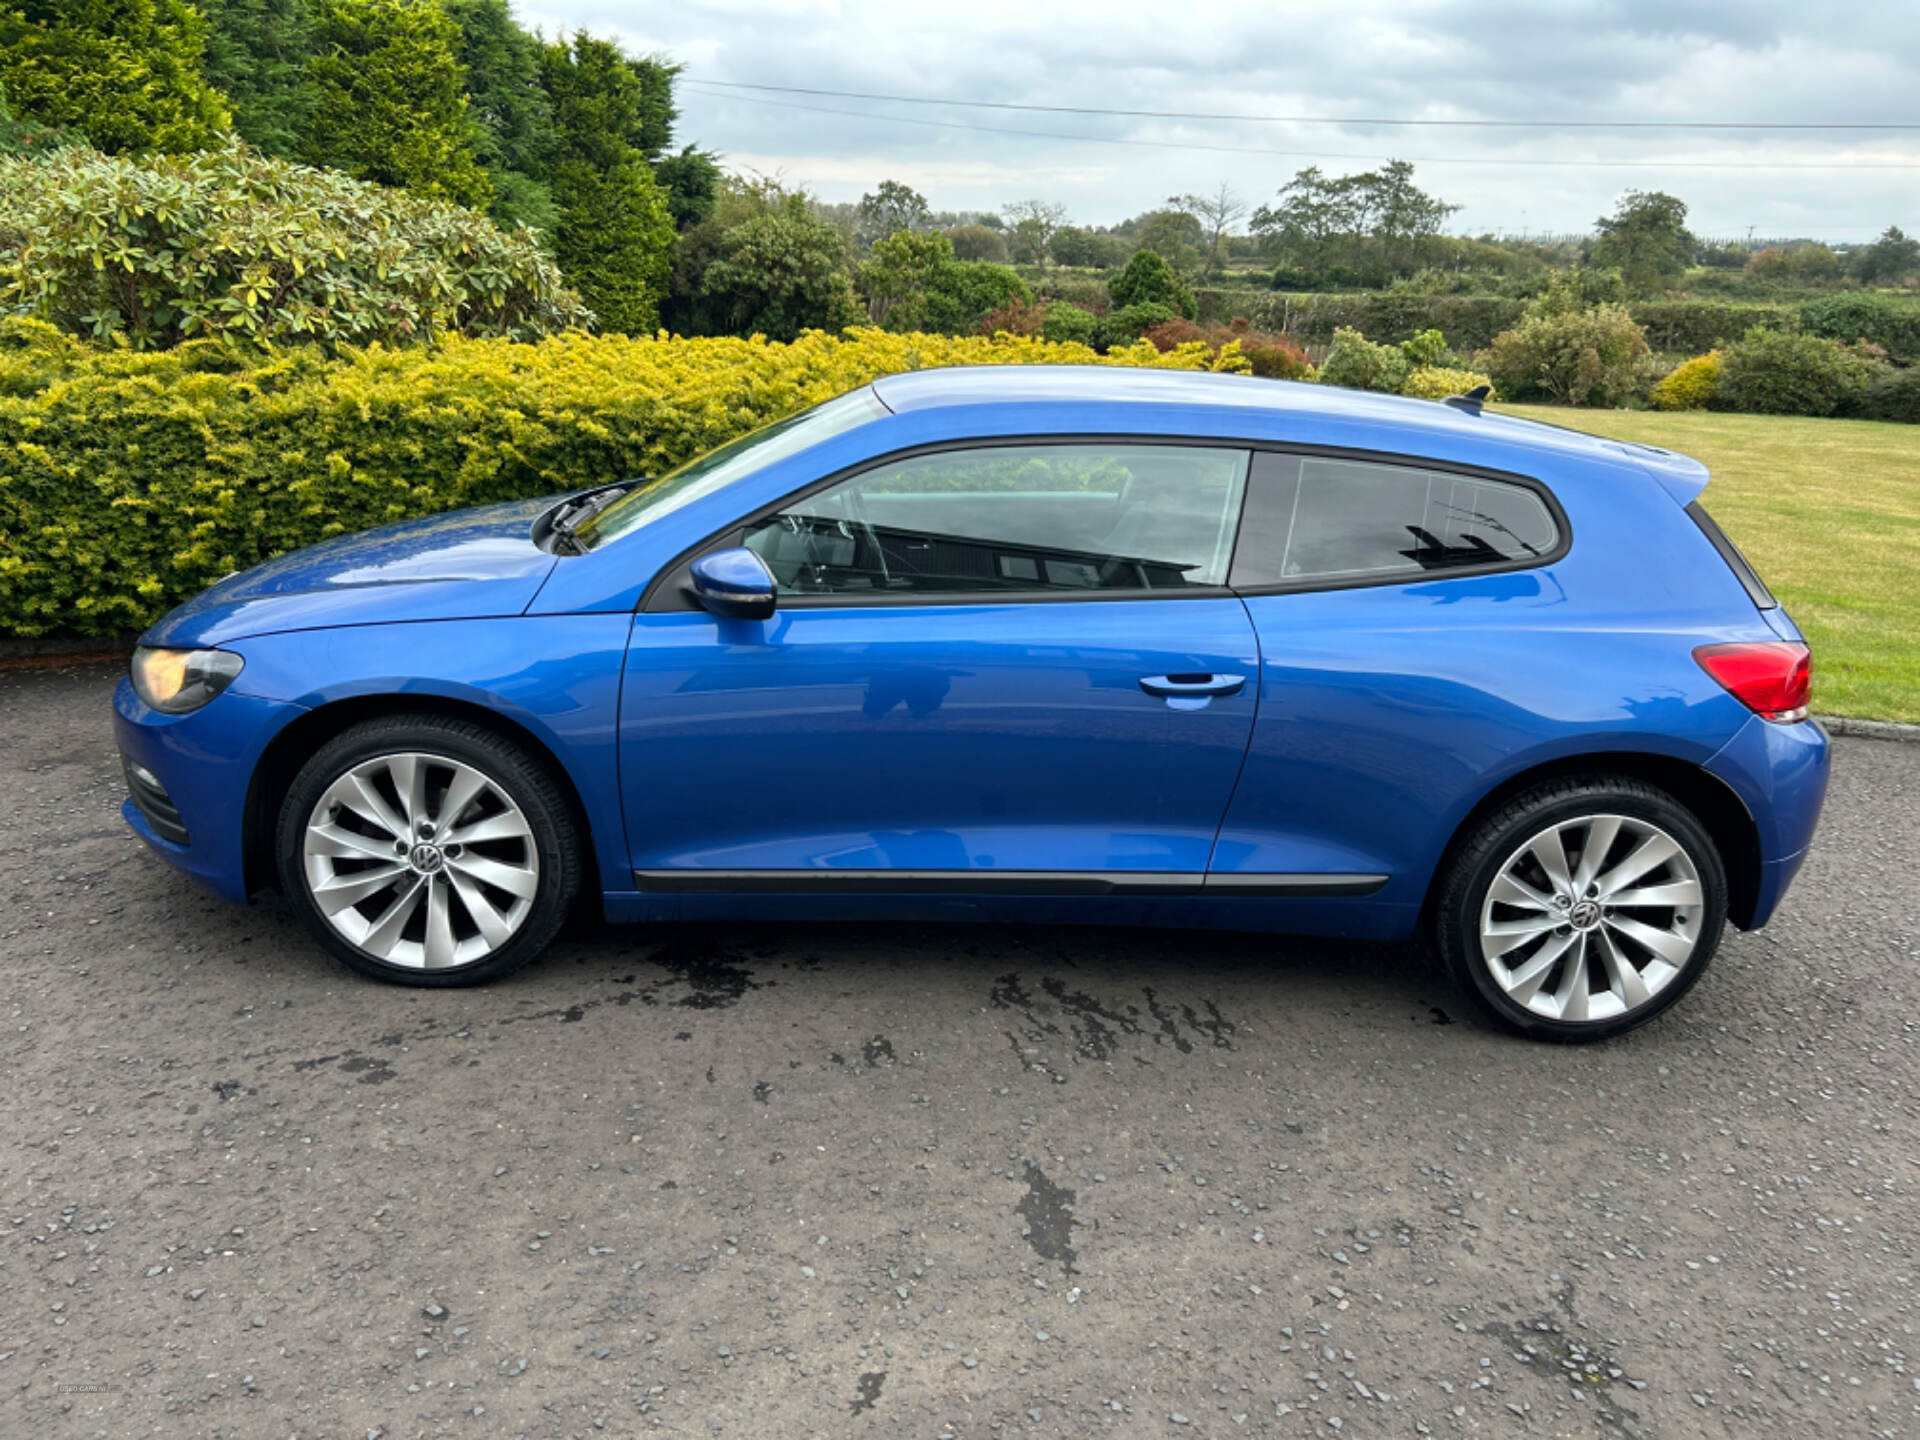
left=3, top=663, right=1916, bottom=1439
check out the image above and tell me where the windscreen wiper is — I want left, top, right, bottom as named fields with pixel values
left=537, top=480, right=640, bottom=555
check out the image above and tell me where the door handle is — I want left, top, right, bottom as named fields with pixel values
left=1139, top=673, right=1246, bottom=703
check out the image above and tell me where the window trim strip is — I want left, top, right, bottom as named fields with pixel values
left=1685, top=499, right=1777, bottom=610
left=638, top=435, right=1570, bottom=614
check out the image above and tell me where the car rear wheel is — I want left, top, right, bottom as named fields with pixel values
left=1434, top=776, right=1727, bottom=1041
left=276, top=715, right=580, bottom=986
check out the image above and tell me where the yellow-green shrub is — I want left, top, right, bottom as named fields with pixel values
left=1400, top=366, right=1493, bottom=401
left=0, top=321, right=1244, bottom=637
left=1648, top=351, right=1722, bottom=411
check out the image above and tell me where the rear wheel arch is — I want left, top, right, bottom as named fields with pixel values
left=1421, top=751, right=1763, bottom=932
left=244, top=695, right=602, bottom=903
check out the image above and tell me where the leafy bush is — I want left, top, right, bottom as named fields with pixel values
left=0, top=319, right=1245, bottom=637
left=1858, top=366, right=1920, bottom=425
left=1482, top=305, right=1648, bottom=407
left=1799, top=293, right=1920, bottom=363
left=1040, top=302, right=1097, bottom=346
left=1744, top=243, right=1844, bottom=288
left=1098, top=301, right=1178, bottom=346
left=1107, top=249, right=1196, bottom=320
left=1400, top=366, right=1491, bottom=400
left=1717, top=327, right=1879, bottom=417
left=923, top=260, right=1030, bottom=335
left=1399, top=328, right=1450, bottom=367
left=1143, top=317, right=1312, bottom=380
left=0, top=143, right=588, bottom=349
left=1241, top=336, right=1314, bottom=381
left=975, top=297, right=1048, bottom=337
left=1647, top=351, right=1722, bottom=411
left=862, top=231, right=1031, bottom=336
left=1317, top=326, right=1410, bottom=393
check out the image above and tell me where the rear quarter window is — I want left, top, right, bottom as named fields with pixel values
left=1230, top=452, right=1562, bottom=590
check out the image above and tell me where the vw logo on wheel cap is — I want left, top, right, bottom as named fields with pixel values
left=408, top=842, right=445, bottom=874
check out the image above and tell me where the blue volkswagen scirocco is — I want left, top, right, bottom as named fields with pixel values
left=114, top=367, right=1827, bottom=1039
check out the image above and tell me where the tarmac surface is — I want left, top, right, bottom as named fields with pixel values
left=3, top=662, right=1916, bottom=1438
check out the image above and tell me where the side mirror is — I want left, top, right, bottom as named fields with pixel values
left=688, top=547, right=777, bottom=620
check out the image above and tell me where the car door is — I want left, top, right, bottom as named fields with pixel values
left=616, top=440, right=1261, bottom=891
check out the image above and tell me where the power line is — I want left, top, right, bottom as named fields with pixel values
left=681, top=84, right=1920, bottom=171
left=692, top=79, right=1920, bottom=132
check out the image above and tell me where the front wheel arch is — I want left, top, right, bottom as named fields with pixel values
left=1419, top=751, right=1762, bottom=933
left=244, top=695, right=602, bottom=905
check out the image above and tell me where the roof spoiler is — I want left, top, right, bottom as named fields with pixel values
left=1442, top=384, right=1492, bottom=414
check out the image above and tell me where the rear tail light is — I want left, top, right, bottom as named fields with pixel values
left=1694, top=641, right=1811, bottom=723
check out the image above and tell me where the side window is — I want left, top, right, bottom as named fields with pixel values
left=1229, top=452, right=1560, bottom=589
left=743, top=444, right=1249, bottom=597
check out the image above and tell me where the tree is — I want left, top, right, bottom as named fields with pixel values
left=858, top=228, right=1028, bottom=334
left=1591, top=190, right=1694, bottom=298
left=442, top=0, right=557, bottom=233
left=1131, top=208, right=1204, bottom=274
left=538, top=32, right=676, bottom=332
left=1049, top=225, right=1126, bottom=269
left=0, top=78, right=79, bottom=153
left=1250, top=161, right=1456, bottom=284
left=0, top=0, right=231, bottom=154
left=1001, top=198, right=1067, bottom=274
left=945, top=224, right=1008, bottom=263
left=610, top=53, right=718, bottom=230
left=861, top=229, right=951, bottom=327
left=1852, top=226, right=1920, bottom=286
left=299, top=0, right=491, bottom=209
left=654, top=145, right=720, bottom=230
left=696, top=187, right=861, bottom=340
left=198, top=0, right=317, bottom=158
left=624, top=54, right=679, bottom=160
left=1172, top=184, right=1246, bottom=281
left=1108, top=248, right=1195, bottom=319
left=854, top=179, right=929, bottom=247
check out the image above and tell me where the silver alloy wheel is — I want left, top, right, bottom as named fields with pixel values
left=301, top=751, right=538, bottom=970
left=1478, top=813, right=1704, bottom=1025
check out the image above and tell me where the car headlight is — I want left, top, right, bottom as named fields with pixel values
left=130, top=646, right=245, bottom=714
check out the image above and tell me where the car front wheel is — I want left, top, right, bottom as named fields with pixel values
left=1434, top=776, right=1727, bottom=1041
left=276, top=715, right=581, bottom=986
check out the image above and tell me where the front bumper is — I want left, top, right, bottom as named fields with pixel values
left=113, top=676, right=306, bottom=905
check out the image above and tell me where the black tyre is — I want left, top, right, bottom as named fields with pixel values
left=276, top=714, right=581, bottom=986
left=1433, top=775, right=1727, bottom=1042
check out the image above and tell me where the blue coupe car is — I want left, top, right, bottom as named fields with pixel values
left=114, top=366, right=1828, bottom=1039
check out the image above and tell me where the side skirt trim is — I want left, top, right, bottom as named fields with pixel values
left=631, top=869, right=1387, bottom=898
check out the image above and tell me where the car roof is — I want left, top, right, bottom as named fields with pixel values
left=868, top=366, right=1710, bottom=503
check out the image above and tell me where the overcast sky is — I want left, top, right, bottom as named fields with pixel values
left=519, top=1, right=1918, bottom=240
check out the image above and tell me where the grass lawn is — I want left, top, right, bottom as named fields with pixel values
left=1500, top=405, right=1920, bottom=724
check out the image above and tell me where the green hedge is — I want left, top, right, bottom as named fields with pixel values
left=1626, top=302, right=1790, bottom=355
left=1269, top=294, right=1529, bottom=351
left=0, top=320, right=1239, bottom=638
left=1267, top=292, right=1920, bottom=363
